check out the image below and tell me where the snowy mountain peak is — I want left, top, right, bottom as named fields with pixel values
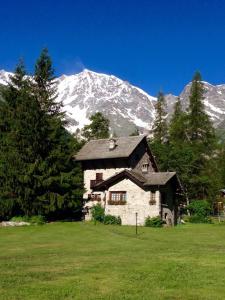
left=1, top=68, right=225, bottom=134
left=0, top=70, right=12, bottom=85
left=56, top=69, right=156, bottom=135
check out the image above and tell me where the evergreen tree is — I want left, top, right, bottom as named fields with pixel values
left=0, top=51, right=84, bottom=220
left=152, top=91, right=168, bottom=143
left=82, top=112, right=110, bottom=140
left=34, top=48, right=63, bottom=117
left=0, top=61, right=45, bottom=218
left=187, top=71, right=215, bottom=149
left=32, top=49, right=84, bottom=218
left=169, top=97, right=188, bottom=144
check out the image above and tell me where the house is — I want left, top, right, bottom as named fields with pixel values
left=76, top=135, right=183, bottom=226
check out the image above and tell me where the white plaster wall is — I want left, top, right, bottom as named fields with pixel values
left=83, top=168, right=127, bottom=198
left=105, top=178, right=161, bottom=225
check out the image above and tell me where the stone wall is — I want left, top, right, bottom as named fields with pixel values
left=83, top=167, right=127, bottom=198
left=105, top=178, right=160, bottom=225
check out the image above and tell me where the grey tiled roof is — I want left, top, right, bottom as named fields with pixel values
left=144, top=172, right=176, bottom=186
left=93, top=169, right=177, bottom=189
left=76, top=135, right=146, bottom=161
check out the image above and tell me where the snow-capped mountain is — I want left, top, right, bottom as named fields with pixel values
left=165, top=82, right=225, bottom=127
left=1, top=68, right=225, bottom=135
left=0, top=69, right=156, bottom=136
left=0, top=70, right=12, bottom=85
left=56, top=69, right=156, bottom=135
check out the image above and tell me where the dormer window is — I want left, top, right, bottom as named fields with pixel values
left=141, top=163, right=149, bottom=173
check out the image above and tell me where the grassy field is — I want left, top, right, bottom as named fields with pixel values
left=1, top=222, right=225, bottom=300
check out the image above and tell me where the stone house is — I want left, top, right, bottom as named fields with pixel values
left=76, top=135, right=182, bottom=226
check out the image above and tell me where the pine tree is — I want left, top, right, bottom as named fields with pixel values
left=185, top=71, right=217, bottom=200
left=0, top=61, right=45, bottom=218
left=32, top=49, right=84, bottom=218
left=0, top=51, right=84, bottom=220
left=34, top=48, right=63, bottom=118
left=169, top=97, right=188, bottom=144
left=187, top=71, right=215, bottom=149
left=152, top=91, right=168, bottom=143
left=82, top=112, right=110, bottom=140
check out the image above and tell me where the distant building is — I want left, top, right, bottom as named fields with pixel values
left=76, top=135, right=183, bottom=226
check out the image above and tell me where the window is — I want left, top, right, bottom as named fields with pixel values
left=90, top=173, right=103, bottom=188
left=109, top=191, right=127, bottom=205
left=141, top=163, right=149, bottom=173
left=96, top=173, right=103, bottom=181
left=149, top=192, right=156, bottom=205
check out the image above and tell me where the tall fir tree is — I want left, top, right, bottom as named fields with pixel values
left=0, top=51, right=84, bottom=220
left=169, top=97, right=188, bottom=144
left=187, top=71, right=215, bottom=149
left=0, top=61, right=46, bottom=218
left=34, top=48, right=63, bottom=118
left=184, top=71, right=217, bottom=200
left=152, top=91, right=168, bottom=144
left=32, top=49, right=84, bottom=218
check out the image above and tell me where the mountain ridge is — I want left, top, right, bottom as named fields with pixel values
left=1, top=69, right=225, bottom=135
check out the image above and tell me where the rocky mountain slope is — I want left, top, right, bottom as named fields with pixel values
left=1, top=69, right=225, bottom=135
left=57, top=69, right=156, bottom=136
left=0, top=69, right=156, bottom=136
left=165, top=82, right=225, bottom=127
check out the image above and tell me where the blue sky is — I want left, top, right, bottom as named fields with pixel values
left=1, top=0, right=225, bottom=96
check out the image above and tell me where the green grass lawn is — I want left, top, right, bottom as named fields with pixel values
left=1, top=222, right=225, bottom=300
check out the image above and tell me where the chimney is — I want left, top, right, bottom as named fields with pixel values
left=109, top=134, right=116, bottom=150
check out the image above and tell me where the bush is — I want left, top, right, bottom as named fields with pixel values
left=29, top=215, right=46, bottom=225
left=91, top=204, right=105, bottom=223
left=90, top=205, right=121, bottom=225
left=145, top=216, right=163, bottom=228
left=187, top=200, right=211, bottom=217
left=189, top=215, right=212, bottom=224
left=104, top=215, right=121, bottom=225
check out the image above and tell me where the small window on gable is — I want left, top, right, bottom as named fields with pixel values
left=141, top=163, right=149, bottom=173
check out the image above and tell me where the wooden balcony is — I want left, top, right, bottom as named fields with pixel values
left=88, top=194, right=101, bottom=201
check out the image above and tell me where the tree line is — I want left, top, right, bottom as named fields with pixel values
left=150, top=71, right=225, bottom=204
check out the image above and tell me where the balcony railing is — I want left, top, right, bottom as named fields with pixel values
left=108, top=200, right=126, bottom=205
left=88, top=194, right=101, bottom=201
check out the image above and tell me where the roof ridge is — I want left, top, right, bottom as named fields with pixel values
left=88, top=135, right=146, bottom=142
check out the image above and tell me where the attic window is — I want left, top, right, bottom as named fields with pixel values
left=141, top=163, right=149, bottom=173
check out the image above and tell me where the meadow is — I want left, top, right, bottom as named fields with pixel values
left=1, top=222, right=225, bottom=300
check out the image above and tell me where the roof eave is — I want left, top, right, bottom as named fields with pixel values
left=75, top=155, right=130, bottom=162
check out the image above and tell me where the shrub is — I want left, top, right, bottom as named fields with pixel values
left=145, top=216, right=163, bottom=228
left=29, top=215, right=46, bottom=225
left=189, top=215, right=212, bottom=224
left=187, top=200, right=211, bottom=217
left=104, top=215, right=121, bottom=225
left=91, top=204, right=105, bottom=223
